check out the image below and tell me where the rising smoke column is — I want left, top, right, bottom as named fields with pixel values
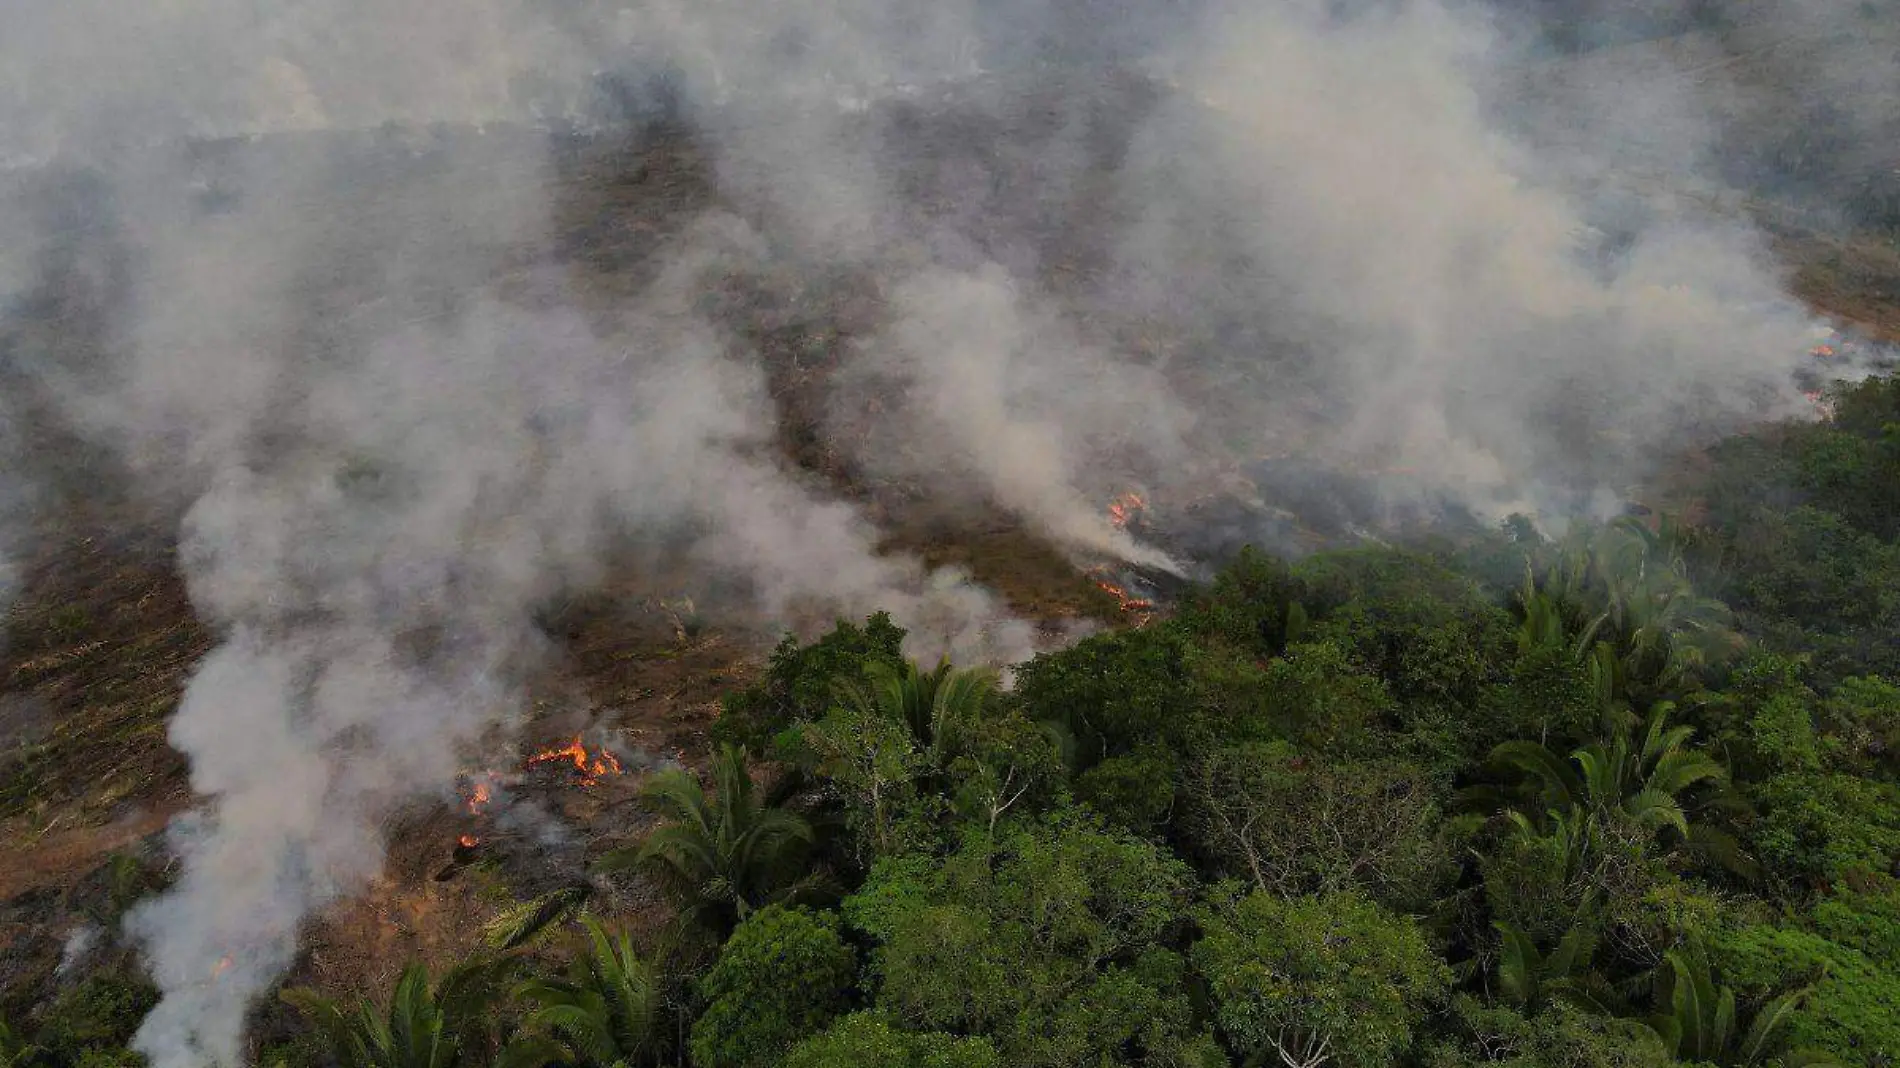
left=113, top=207, right=1030, bottom=1064
left=1100, top=0, right=1823, bottom=519
left=110, top=183, right=1034, bottom=1064
left=620, top=0, right=1833, bottom=540
left=836, top=264, right=1191, bottom=570
left=0, top=3, right=1034, bottom=1062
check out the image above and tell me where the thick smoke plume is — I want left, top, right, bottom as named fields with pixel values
left=0, top=0, right=1889, bottom=1061
left=1103, top=0, right=1821, bottom=521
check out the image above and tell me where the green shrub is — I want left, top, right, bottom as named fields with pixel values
left=711, top=613, right=907, bottom=756
left=34, top=969, right=158, bottom=1065
left=690, top=906, right=857, bottom=1068
left=1713, top=924, right=1900, bottom=1066
left=845, top=811, right=1199, bottom=1068
left=1193, top=889, right=1449, bottom=1068
left=782, top=1013, right=1002, bottom=1068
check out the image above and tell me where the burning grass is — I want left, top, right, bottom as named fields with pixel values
left=879, top=518, right=1133, bottom=627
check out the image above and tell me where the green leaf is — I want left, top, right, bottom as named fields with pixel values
left=1736, top=987, right=1811, bottom=1067
left=1489, top=740, right=1585, bottom=809
left=1495, top=922, right=1540, bottom=1007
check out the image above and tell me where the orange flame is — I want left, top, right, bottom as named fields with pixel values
left=1089, top=566, right=1154, bottom=620
left=1811, top=343, right=1837, bottom=359
left=528, top=736, right=624, bottom=787
left=458, top=834, right=480, bottom=849
left=211, top=955, right=234, bottom=980
left=1106, top=491, right=1147, bottom=530
left=465, top=780, right=492, bottom=815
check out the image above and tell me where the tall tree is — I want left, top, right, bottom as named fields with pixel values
left=507, top=917, right=665, bottom=1068
left=596, top=745, right=825, bottom=937
left=281, top=955, right=524, bottom=1068
left=689, top=906, right=857, bottom=1068
left=1478, top=699, right=1755, bottom=878
left=1193, top=889, right=1449, bottom=1068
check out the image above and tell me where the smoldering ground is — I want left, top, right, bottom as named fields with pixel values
left=0, top=0, right=1890, bottom=1062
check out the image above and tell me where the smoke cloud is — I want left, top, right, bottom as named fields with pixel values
left=1, top=0, right=1890, bottom=1060
left=96, top=168, right=1035, bottom=1064
left=1101, top=0, right=1821, bottom=521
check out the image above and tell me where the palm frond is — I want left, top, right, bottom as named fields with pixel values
left=494, top=1034, right=569, bottom=1068
left=1496, top=922, right=1540, bottom=1007
left=1489, top=740, right=1585, bottom=809
left=1647, top=750, right=1727, bottom=798
left=1686, top=824, right=1763, bottom=882
left=1547, top=921, right=1598, bottom=978
left=1624, top=789, right=1691, bottom=839
left=486, top=884, right=595, bottom=951
left=1737, top=987, right=1812, bottom=1068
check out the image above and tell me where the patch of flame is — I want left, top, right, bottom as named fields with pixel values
left=465, top=780, right=492, bottom=815
left=458, top=834, right=479, bottom=849
left=211, top=955, right=233, bottom=980
left=1089, top=565, right=1154, bottom=621
left=528, top=735, right=625, bottom=787
left=1107, top=491, right=1147, bottom=530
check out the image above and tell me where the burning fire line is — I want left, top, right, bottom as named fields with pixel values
left=466, top=779, right=492, bottom=814
left=1095, top=490, right=1159, bottom=622
left=455, top=774, right=498, bottom=849
left=527, top=735, right=624, bottom=787
left=448, top=736, right=625, bottom=864
left=1107, top=490, right=1147, bottom=530
left=1090, top=567, right=1155, bottom=618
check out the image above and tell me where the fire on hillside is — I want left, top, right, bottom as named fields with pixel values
left=527, top=735, right=625, bottom=786
left=436, top=733, right=635, bottom=880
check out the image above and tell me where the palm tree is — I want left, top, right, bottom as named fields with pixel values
left=832, top=656, right=999, bottom=758
left=1, top=1017, right=41, bottom=1068
left=505, top=917, right=665, bottom=1068
left=1637, top=935, right=1840, bottom=1068
left=794, top=656, right=1009, bottom=859
left=281, top=955, right=524, bottom=1068
left=1517, top=517, right=1741, bottom=703
left=595, top=745, right=825, bottom=937
left=1495, top=914, right=1607, bottom=1013
left=1480, top=701, right=1757, bottom=879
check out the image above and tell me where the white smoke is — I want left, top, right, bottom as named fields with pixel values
left=1, top=0, right=1890, bottom=1060
left=1095, top=0, right=1823, bottom=519
left=103, top=197, right=1033, bottom=1062
left=0, top=8, right=1032, bottom=1059
left=57, top=923, right=102, bottom=980
left=836, top=264, right=1189, bottom=570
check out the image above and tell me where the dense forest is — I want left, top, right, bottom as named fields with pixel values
left=8, top=364, right=1900, bottom=1068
